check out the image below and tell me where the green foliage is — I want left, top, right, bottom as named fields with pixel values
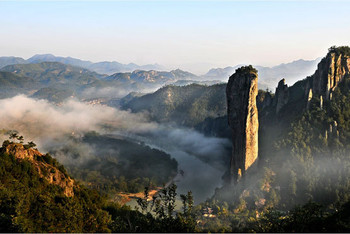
left=123, top=83, right=227, bottom=127
left=24, top=141, right=36, bottom=149
left=0, top=140, right=191, bottom=233
left=234, top=65, right=258, bottom=74
left=32, top=87, right=74, bottom=103
left=55, top=134, right=178, bottom=195
left=0, top=72, right=37, bottom=98
left=328, top=45, right=350, bottom=56
left=0, top=143, right=111, bottom=232
left=128, top=184, right=196, bottom=232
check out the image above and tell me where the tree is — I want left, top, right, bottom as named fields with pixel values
left=26, top=141, right=36, bottom=149
left=17, top=136, right=24, bottom=143
left=9, top=132, right=18, bottom=141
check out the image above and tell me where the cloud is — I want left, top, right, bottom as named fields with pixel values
left=0, top=95, right=156, bottom=143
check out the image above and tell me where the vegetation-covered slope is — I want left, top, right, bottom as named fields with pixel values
left=0, top=138, right=111, bottom=232
left=0, top=135, right=195, bottom=232
left=122, top=83, right=227, bottom=127
left=0, top=72, right=38, bottom=98
left=0, top=62, right=103, bottom=87
left=50, top=132, right=178, bottom=195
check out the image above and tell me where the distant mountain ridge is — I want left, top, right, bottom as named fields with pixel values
left=204, top=58, right=322, bottom=90
left=0, top=54, right=165, bottom=75
left=0, top=54, right=321, bottom=89
left=0, top=56, right=28, bottom=68
left=105, top=68, right=198, bottom=84
left=1, top=62, right=103, bottom=86
left=0, top=61, right=199, bottom=102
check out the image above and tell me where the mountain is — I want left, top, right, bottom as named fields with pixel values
left=0, top=62, right=108, bottom=101
left=0, top=71, right=38, bottom=98
left=0, top=61, right=200, bottom=102
left=169, top=79, right=223, bottom=86
left=31, top=87, right=75, bottom=103
left=27, top=54, right=93, bottom=68
left=0, top=56, right=28, bottom=68
left=0, top=62, right=103, bottom=86
left=204, top=58, right=321, bottom=90
left=121, top=83, right=227, bottom=127
left=106, top=69, right=197, bottom=84
left=87, top=61, right=164, bottom=75
left=0, top=54, right=165, bottom=75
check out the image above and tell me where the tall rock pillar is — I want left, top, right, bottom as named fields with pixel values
left=226, top=65, right=259, bottom=183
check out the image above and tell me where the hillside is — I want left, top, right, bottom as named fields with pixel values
left=0, top=72, right=38, bottom=98
left=0, top=56, right=28, bottom=68
left=49, top=132, right=178, bottom=195
left=105, top=69, right=197, bottom=85
left=0, top=62, right=109, bottom=102
left=121, top=83, right=227, bottom=127
left=0, top=135, right=195, bottom=232
left=0, top=62, right=104, bottom=87
left=0, top=138, right=111, bottom=232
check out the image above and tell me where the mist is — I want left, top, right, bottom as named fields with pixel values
left=80, top=84, right=164, bottom=100
left=0, top=95, right=230, bottom=202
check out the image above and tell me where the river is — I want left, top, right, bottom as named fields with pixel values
left=111, top=132, right=226, bottom=205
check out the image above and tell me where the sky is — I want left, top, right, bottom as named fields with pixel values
left=0, top=1, right=350, bottom=74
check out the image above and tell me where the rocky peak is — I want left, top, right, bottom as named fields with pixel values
left=4, top=143, right=42, bottom=161
left=274, top=78, right=289, bottom=114
left=311, top=47, right=350, bottom=100
left=2, top=143, right=74, bottom=197
left=226, top=65, right=259, bottom=182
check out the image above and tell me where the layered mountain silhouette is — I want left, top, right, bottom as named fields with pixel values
left=0, top=54, right=165, bottom=75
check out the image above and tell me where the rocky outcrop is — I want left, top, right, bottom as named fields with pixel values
left=311, top=51, right=350, bottom=100
left=226, top=65, right=259, bottom=182
left=257, top=90, right=273, bottom=111
left=273, top=79, right=289, bottom=114
left=4, top=143, right=74, bottom=197
left=306, top=89, right=313, bottom=110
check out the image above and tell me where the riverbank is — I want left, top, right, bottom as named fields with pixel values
left=114, top=187, right=161, bottom=205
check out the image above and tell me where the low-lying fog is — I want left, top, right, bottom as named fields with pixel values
left=0, top=95, right=230, bottom=203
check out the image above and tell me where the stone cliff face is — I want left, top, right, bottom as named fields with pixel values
left=4, top=143, right=74, bottom=197
left=226, top=66, right=259, bottom=182
left=273, top=79, right=289, bottom=114
left=311, top=52, right=350, bottom=100
left=262, top=49, right=350, bottom=117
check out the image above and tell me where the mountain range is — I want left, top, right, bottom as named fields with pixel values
left=0, top=54, right=321, bottom=91
left=1, top=46, right=350, bottom=232
left=0, top=62, right=198, bottom=102
left=204, top=58, right=321, bottom=90
left=0, top=54, right=165, bottom=75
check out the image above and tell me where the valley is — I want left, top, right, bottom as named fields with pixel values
left=2, top=1, right=350, bottom=232
left=1, top=46, right=350, bottom=232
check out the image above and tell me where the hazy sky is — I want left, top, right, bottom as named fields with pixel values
left=1, top=1, right=350, bottom=74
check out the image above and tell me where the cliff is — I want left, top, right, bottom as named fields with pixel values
left=2, top=142, right=74, bottom=197
left=226, top=65, right=259, bottom=182
left=258, top=47, right=350, bottom=120
left=274, top=79, right=289, bottom=113
left=311, top=48, right=350, bottom=100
